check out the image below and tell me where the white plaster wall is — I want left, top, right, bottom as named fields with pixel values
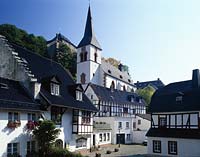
left=0, top=110, right=39, bottom=157
left=105, top=75, right=134, bottom=91
left=132, top=116, right=150, bottom=144
left=94, top=131, right=111, bottom=146
left=148, top=137, right=200, bottom=157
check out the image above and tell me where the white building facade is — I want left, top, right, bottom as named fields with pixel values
left=147, top=69, right=200, bottom=156
left=0, top=35, right=97, bottom=157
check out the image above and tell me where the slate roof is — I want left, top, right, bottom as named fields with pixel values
left=89, top=84, right=146, bottom=106
left=137, top=114, right=151, bottom=121
left=101, top=60, right=133, bottom=85
left=47, top=33, right=76, bottom=48
left=0, top=77, right=40, bottom=111
left=11, top=43, right=98, bottom=112
left=134, top=79, right=164, bottom=90
left=146, top=128, right=200, bottom=139
left=78, top=6, right=102, bottom=50
left=149, top=70, right=200, bottom=113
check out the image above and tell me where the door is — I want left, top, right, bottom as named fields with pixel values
left=116, top=133, right=125, bottom=144
left=93, top=134, right=96, bottom=146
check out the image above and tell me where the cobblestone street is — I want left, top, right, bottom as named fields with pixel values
left=79, top=144, right=149, bottom=157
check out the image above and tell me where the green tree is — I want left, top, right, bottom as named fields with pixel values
left=56, top=43, right=77, bottom=78
left=136, top=85, right=156, bottom=106
left=33, top=120, right=61, bottom=156
left=0, top=24, right=47, bottom=56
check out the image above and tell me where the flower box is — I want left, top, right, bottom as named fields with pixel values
left=7, top=121, right=21, bottom=128
left=26, top=121, right=38, bottom=130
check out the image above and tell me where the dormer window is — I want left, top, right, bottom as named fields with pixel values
left=76, top=90, right=82, bottom=101
left=108, top=70, right=111, bottom=74
left=51, top=83, right=60, bottom=96
left=120, top=75, right=123, bottom=79
left=176, top=96, right=182, bottom=102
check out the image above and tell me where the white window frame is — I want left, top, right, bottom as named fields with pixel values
left=51, top=83, right=60, bottom=96
left=153, top=140, right=161, bottom=153
left=168, top=141, right=177, bottom=155
left=28, top=113, right=36, bottom=121
left=76, top=91, right=82, bottom=101
left=126, top=134, right=131, bottom=141
left=107, top=133, right=110, bottom=141
left=126, top=122, right=129, bottom=129
left=7, top=143, right=19, bottom=155
left=8, top=112, right=20, bottom=122
left=118, top=122, right=122, bottom=129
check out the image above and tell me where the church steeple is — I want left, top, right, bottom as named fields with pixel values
left=78, top=6, right=102, bottom=50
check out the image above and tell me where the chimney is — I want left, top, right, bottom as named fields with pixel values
left=192, top=69, right=200, bottom=88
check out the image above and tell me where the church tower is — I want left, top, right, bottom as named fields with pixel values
left=77, top=6, right=102, bottom=88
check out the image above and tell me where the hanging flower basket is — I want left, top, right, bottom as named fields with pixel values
left=26, top=121, right=38, bottom=130
left=7, top=121, right=21, bottom=128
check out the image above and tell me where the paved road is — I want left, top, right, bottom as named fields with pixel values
left=81, top=144, right=148, bottom=157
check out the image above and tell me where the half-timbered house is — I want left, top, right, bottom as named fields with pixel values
left=0, top=35, right=97, bottom=157
left=147, top=69, right=200, bottom=156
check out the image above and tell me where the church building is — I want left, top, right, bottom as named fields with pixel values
left=77, top=6, right=150, bottom=145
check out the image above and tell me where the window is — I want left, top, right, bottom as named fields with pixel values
left=7, top=143, right=19, bottom=155
left=124, top=107, right=128, bottom=114
left=118, top=122, right=122, bottom=129
left=80, top=52, right=84, bottom=62
left=76, top=91, right=82, bottom=101
left=99, top=134, right=102, bottom=142
left=94, top=53, right=98, bottom=62
left=50, top=83, right=60, bottom=96
left=76, top=138, right=87, bottom=148
left=80, top=73, right=86, bottom=84
left=138, top=119, right=141, bottom=125
left=153, top=140, right=161, bottom=153
left=133, top=122, right=136, bottom=129
left=176, top=96, right=182, bottom=102
left=107, top=133, right=110, bottom=141
left=82, top=111, right=91, bottom=124
left=8, top=112, right=20, bottom=122
left=27, top=141, right=36, bottom=154
left=126, top=122, right=129, bottom=129
left=28, top=113, right=36, bottom=121
left=127, top=134, right=131, bottom=141
left=51, top=107, right=62, bottom=125
left=159, top=117, right=167, bottom=128
left=103, top=133, right=106, bottom=141
left=168, top=141, right=177, bottom=155
left=110, top=81, right=115, bottom=90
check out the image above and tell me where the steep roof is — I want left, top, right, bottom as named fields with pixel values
left=137, top=114, right=151, bottom=121
left=134, top=79, right=164, bottom=90
left=89, top=84, right=146, bottom=106
left=47, top=33, right=76, bottom=48
left=101, top=60, right=133, bottom=85
left=11, top=43, right=97, bottom=112
left=149, top=70, right=200, bottom=113
left=0, top=77, right=40, bottom=111
left=78, top=6, right=102, bottom=50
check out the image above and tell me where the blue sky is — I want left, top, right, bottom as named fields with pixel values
left=1, top=0, right=200, bottom=84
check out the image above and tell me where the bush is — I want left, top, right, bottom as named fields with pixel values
left=48, top=147, right=69, bottom=157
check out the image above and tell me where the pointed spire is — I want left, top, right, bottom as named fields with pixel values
left=78, top=6, right=102, bottom=50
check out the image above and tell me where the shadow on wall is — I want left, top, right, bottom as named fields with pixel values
left=1, top=131, right=31, bottom=157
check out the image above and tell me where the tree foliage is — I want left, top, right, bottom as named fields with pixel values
left=136, top=85, right=156, bottom=105
left=33, top=120, right=61, bottom=156
left=56, top=43, right=77, bottom=78
left=0, top=24, right=47, bottom=56
left=102, top=57, right=120, bottom=68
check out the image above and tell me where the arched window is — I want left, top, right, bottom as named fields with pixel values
left=80, top=53, right=84, bottom=62
left=84, top=52, right=87, bottom=61
left=81, top=73, right=86, bottom=84
left=110, top=81, right=115, bottom=89
left=55, top=139, right=63, bottom=148
left=94, top=53, right=98, bottom=62
left=123, top=85, right=126, bottom=91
